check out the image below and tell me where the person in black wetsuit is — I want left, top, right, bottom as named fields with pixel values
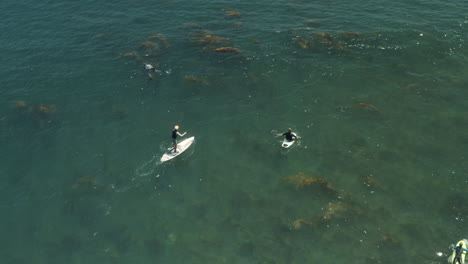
left=172, top=125, right=187, bottom=153
left=452, top=242, right=467, bottom=264
left=277, top=128, right=300, bottom=141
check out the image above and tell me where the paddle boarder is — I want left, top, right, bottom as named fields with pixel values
left=452, top=242, right=468, bottom=264
left=172, top=125, right=187, bottom=153
left=277, top=128, right=300, bottom=142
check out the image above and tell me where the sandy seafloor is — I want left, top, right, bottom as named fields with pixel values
left=0, top=0, right=467, bottom=263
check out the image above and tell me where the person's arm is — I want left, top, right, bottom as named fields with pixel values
left=277, top=133, right=285, bottom=136
left=177, top=131, right=187, bottom=137
left=451, top=246, right=468, bottom=252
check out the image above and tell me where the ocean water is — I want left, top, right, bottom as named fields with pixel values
left=1, top=0, right=467, bottom=263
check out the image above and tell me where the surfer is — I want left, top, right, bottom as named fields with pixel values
left=144, top=63, right=156, bottom=79
left=144, top=63, right=155, bottom=72
left=277, top=128, right=300, bottom=142
left=452, top=242, right=468, bottom=264
left=172, top=125, right=187, bottom=153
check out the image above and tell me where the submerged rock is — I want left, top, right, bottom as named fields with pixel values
left=33, top=104, right=56, bottom=120
left=195, top=34, right=228, bottom=43
left=293, top=36, right=312, bottom=49
left=184, top=76, right=210, bottom=86
left=14, top=101, right=28, bottom=109
left=221, top=9, right=241, bottom=18
left=214, top=47, right=242, bottom=53
left=140, top=40, right=159, bottom=50
left=282, top=172, right=334, bottom=191
left=292, top=218, right=314, bottom=230
left=148, top=33, right=170, bottom=48
left=353, top=102, right=379, bottom=112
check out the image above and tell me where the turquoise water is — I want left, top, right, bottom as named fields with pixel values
left=1, top=0, right=467, bottom=263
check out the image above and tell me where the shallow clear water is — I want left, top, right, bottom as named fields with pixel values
left=1, top=0, right=467, bottom=263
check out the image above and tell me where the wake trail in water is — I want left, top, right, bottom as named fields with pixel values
left=135, top=154, right=163, bottom=178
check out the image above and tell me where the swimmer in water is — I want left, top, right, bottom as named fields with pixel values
left=172, top=125, right=187, bottom=153
left=144, top=63, right=155, bottom=72
left=277, top=128, right=301, bottom=142
left=144, top=63, right=156, bottom=79
left=452, top=242, right=468, bottom=264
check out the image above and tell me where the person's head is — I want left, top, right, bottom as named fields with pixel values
left=288, top=128, right=292, bottom=132
left=174, top=125, right=180, bottom=130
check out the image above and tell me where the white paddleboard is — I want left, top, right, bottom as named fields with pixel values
left=282, top=133, right=297, bottom=148
left=161, top=136, right=195, bottom=162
